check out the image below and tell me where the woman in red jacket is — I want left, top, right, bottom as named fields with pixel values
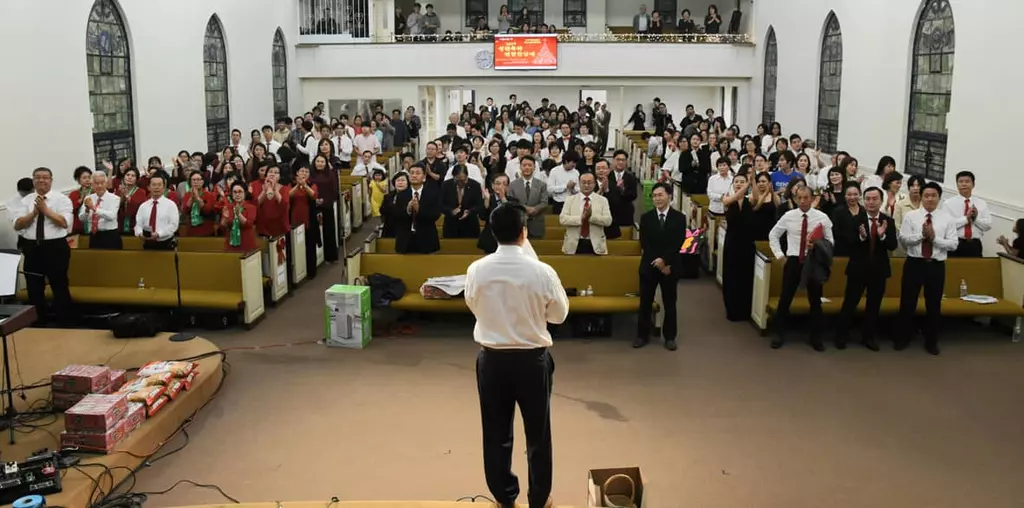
left=221, top=182, right=258, bottom=252
left=181, top=171, right=217, bottom=236
left=256, top=164, right=290, bottom=237
left=69, top=166, right=93, bottom=234
left=289, top=165, right=320, bottom=278
left=117, top=168, right=148, bottom=235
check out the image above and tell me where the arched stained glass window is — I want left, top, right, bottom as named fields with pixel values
left=204, top=16, right=230, bottom=153
left=816, top=12, right=842, bottom=154
left=86, top=0, right=135, bottom=167
left=272, top=29, right=288, bottom=121
left=906, top=0, right=955, bottom=181
left=762, top=27, right=778, bottom=126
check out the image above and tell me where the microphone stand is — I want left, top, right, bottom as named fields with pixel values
left=168, top=239, right=194, bottom=342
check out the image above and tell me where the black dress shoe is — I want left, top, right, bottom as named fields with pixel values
left=810, top=339, right=825, bottom=352
left=632, top=337, right=648, bottom=348
left=664, top=340, right=677, bottom=351
left=863, top=337, right=880, bottom=352
left=925, top=342, right=940, bottom=356
left=834, top=339, right=847, bottom=350
left=770, top=338, right=784, bottom=349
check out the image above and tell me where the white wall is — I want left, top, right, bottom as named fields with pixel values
left=752, top=0, right=1024, bottom=254
left=0, top=0, right=300, bottom=193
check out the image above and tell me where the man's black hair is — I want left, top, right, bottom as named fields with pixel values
left=490, top=203, right=528, bottom=244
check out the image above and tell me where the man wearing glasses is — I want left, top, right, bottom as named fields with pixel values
left=12, top=167, right=74, bottom=326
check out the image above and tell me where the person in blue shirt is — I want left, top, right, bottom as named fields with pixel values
left=770, top=151, right=799, bottom=194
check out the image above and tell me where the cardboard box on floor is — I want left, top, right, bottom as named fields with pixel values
left=588, top=466, right=647, bottom=508
left=325, top=284, right=372, bottom=349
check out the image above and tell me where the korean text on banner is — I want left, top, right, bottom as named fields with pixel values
left=493, top=34, right=559, bottom=70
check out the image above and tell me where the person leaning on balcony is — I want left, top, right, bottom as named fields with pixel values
left=677, top=9, right=697, bottom=34
left=422, top=4, right=440, bottom=36
left=633, top=5, right=652, bottom=34
left=407, top=3, right=422, bottom=37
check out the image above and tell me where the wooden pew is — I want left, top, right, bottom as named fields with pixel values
left=348, top=253, right=643, bottom=314
left=749, top=242, right=1024, bottom=332
left=365, top=237, right=642, bottom=256
left=17, top=248, right=265, bottom=327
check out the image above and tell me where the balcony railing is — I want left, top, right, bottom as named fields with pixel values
left=298, top=0, right=371, bottom=43
left=299, top=31, right=751, bottom=45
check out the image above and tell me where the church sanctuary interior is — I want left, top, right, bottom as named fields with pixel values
left=3, top=0, right=1024, bottom=507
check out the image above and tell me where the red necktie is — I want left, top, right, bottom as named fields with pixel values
left=798, top=213, right=808, bottom=262
left=581, top=197, right=591, bottom=238
left=91, top=196, right=102, bottom=233
left=922, top=213, right=933, bottom=259
left=149, top=199, right=159, bottom=236
left=963, top=199, right=972, bottom=239
left=869, top=216, right=877, bottom=256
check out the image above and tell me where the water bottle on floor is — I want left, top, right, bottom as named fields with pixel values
left=1013, top=318, right=1022, bottom=344
left=586, top=285, right=594, bottom=297
left=138, top=277, right=145, bottom=290
left=959, top=279, right=968, bottom=298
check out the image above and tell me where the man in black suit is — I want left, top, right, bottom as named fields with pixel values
left=394, top=165, right=441, bottom=254
left=836, top=186, right=897, bottom=351
left=418, top=141, right=448, bottom=188
left=635, top=183, right=686, bottom=351
left=440, top=164, right=484, bottom=239
left=609, top=150, right=638, bottom=227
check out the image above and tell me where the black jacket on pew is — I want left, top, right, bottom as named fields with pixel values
left=392, top=185, right=441, bottom=254
left=440, top=179, right=484, bottom=239
left=845, top=213, right=898, bottom=279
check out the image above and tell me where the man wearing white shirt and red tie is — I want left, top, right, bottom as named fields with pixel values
left=898, top=182, right=960, bottom=355
left=13, top=167, right=74, bottom=326
left=559, top=173, right=613, bottom=255
left=942, top=170, right=991, bottom=258
left=465, top=203, right=567, bottom=508
left=768, top=185, right=835, bottom=351
left=134, top=172, right=180, bottom=250
left=79, top=171, right=122, bottom=250
left=229, top=128, right=249, bottom=162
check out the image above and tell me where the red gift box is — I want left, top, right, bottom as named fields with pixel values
left=64, top=394, right=128, bottom=432
left=108, top=369, right=128, bottom=391
left=60, top=424, right=126, bottom=453
left=53, top=392, right=88, bottom=412
left=52, top=365, right=111, bottom=394
left=121, top=402, right=146, bottom=434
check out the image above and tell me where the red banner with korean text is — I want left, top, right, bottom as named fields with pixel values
left=493, top=34, right=559, bottom=70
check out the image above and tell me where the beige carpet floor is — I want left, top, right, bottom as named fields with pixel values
left=123, top=242, right=1024, bottom=507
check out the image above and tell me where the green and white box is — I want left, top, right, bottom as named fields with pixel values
left=324, top=285, right=372, bottom=348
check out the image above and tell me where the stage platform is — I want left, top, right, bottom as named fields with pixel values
left=177, top=503, right=575, bottom=508
left=0, top=329, right=223, bottom=508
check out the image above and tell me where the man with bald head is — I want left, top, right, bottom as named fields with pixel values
left=559, top=172, right=612, bottom=255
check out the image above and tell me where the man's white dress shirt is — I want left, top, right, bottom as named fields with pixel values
left=352, top=161, right=386, bottom=177
left=941, top=194, right=992, bottom=240
left=546, top=165, right=579, bottom=203
left=79, top=192, right=121, bottom=232
left=505, top=157, right=523, bottom=180
left=231, top=144, right=250, bottom=162
left=263, top=138, right=282, bottom=158
left=444, top=163, right=485, bottom=185
left=769, top=207, right=835, bottom=259
left=134, top=196, right=180, bottom=241
left=13, top=191, right=73, bottom=240
left=465, top=243, right=569, bottom=349
left=333, top=135, right=354, bottom=163
left=706, top=173, right=734, bottom=214
left=899, top=207, right=959, bottom=261
left=298, top=132, right=318, bottom=162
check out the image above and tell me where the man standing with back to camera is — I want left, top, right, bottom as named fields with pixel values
left=465, top=203, right=568, bottom=508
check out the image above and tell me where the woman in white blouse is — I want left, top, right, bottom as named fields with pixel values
left=761, top=122, right=782, bottom=154
left=706, top=158, right=735, bottom=215
left=880, top=171, right=906, bottom=218
left=862, top=155, right=896, bottom=192
left=576, top=123, right=595, bottom=145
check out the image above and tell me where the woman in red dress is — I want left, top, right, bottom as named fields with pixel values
left=180, top=171, right=217, bottom=237
left=221, top=182, right=258, bottom=253
left=69, top=166, right=93, bottom=234
left=117, top=168, right=148, bottom=235
left=256, top=164, right=290, bottom=237
left=289, top=165, right=320, bottom=278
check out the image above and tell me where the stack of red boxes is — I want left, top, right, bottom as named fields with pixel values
left=51, top=365, right=128, bottom=411
left=60, top=393, right=146, bottom=453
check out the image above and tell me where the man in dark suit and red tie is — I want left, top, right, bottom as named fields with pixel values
left=835, top=186, right=897, bottom=351
left=394, top=164, right=441, bottom=254
left=635, top=183, right=686, bottom=351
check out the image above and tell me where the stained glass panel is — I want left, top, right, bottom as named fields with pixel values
left=86, top=0, right=135, bottom=167
left=762, top=27, right=778, bottom=126
left=272, top=29, right=288, bottom=120
left=816, top=12, right=843, bottom=154
left=204, top=16, right=230, bottom=152
left=906, top=0, right=955, bottom=181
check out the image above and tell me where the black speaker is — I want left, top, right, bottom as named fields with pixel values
left=109, top=312, right=164, bottom=338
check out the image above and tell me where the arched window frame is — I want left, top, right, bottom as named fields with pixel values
left=272, top=28, right=289, bottom=121
left=816, top=12, right=843, bottom=154
left=762, top=27, right=778, bottom=127
left=86, top=0, right=135, bottom=167
left=906, top=0, right=955, bottom=181
left=204, top=15, right=230, bottom=153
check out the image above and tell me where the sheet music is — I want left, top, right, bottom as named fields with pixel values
left=0, top=252, right=21, bottom=297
